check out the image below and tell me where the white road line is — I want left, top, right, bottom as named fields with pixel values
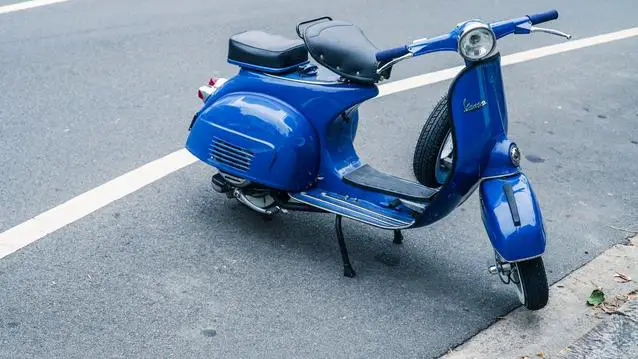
left=0, top=0, right=69, bottom=15
left=1, top=26, right=637, bottom=260
left=0, top=150, right=197, bottom=258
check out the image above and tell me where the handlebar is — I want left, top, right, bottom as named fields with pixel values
left=375, top=9, right=561, bottom=64
left=527, top=9, right=558, bottom=25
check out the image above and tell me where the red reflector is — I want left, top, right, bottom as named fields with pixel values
left=197, top=77, right=226, bottom=103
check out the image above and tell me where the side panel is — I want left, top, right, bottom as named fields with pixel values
left=480, top=173, right=546, bottom=261
left=187, top=68, right=378, bottom=193
left=186, top=93, right=319, bottom=192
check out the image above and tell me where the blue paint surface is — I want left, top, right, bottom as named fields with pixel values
left=187, top=17, right=548, bottom=259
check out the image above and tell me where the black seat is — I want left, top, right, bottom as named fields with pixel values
left=228, top=31, right=308, bottom=73
left=301, top=20, right=387, bottom=84
left=343, top=165, right=438, bottom=202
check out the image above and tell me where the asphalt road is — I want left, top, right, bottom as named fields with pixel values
left=1, top=0, right=637, bottom=358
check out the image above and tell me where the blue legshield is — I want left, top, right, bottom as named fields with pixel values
left=418, top=54, right=546, bottom=259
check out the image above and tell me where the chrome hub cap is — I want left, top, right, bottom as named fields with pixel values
left=435, top=131, right=454, bottom=184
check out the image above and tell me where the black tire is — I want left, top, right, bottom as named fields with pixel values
left=413, top=96, right=452, bottom=187
left=516, top=257, right=549, bottom=311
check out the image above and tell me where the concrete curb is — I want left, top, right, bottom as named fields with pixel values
left=557, top=299, right=638, bottom=358
left=443, top=235, right=638, bottom=359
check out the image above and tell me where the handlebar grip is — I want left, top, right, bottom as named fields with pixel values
left=376, top=45, right=409, bottom=62
left=527, top=9, right=559, bottom=25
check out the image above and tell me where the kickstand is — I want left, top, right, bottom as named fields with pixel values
left=335, top=215, right=356, bottom=278
left=393, top=230, right=403, bottom=244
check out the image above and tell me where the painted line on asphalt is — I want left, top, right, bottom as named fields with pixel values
left=0, top=0, right=69, bottom=15
left=0, top=150, right=197, bottom=258
left=1, top=26, right=637, bottom=260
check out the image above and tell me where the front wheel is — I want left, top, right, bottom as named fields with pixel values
left=511, top=257, right=549, bottom=310
left=413, top=96, right=453, bottom=187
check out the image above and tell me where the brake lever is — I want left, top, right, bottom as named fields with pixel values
left=530, top=26, right=572, bottom=40
left=514, top=22, right=572, bottom=40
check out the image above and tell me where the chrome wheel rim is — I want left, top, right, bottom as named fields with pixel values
left=511, top=264, right=525, bottom=305
left=435, top=131, right=454, bottom=185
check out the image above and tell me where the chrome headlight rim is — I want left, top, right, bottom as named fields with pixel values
left=458, top=21, right=496, bottom=61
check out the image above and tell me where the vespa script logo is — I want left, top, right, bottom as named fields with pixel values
left=463, top=98, right=487, bottom=113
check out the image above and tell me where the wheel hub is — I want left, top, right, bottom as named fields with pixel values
left=435, top=131, right=454, bottom=184
left=490, top=253, right=526, bottom=305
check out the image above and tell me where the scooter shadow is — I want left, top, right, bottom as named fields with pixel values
left=190, top=189, right=516, bottom=307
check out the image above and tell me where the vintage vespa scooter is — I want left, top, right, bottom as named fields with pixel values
left=186, top=10, right=571, bottom=310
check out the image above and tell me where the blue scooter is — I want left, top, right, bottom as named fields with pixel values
left=186, top=10, right=571, bottom=310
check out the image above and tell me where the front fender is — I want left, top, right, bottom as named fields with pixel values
left=480, top=173, right=546, bottom=262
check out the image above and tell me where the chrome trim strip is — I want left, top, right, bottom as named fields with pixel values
left=495, top=249, right=543, bottom=263
left=291, top=193, right=415, bottom=230
left=456, top=170, right=521, bottom=205
left=321, top=193, right=413, bottom=225
left=307, top=195, right=398, bottom=226
left=262, top=73, right=343, bottom=85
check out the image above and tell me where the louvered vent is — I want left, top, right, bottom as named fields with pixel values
left=209, top=137, right=254, bottom=172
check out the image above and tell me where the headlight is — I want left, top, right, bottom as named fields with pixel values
left=458, top=22, right=496, bottom=61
